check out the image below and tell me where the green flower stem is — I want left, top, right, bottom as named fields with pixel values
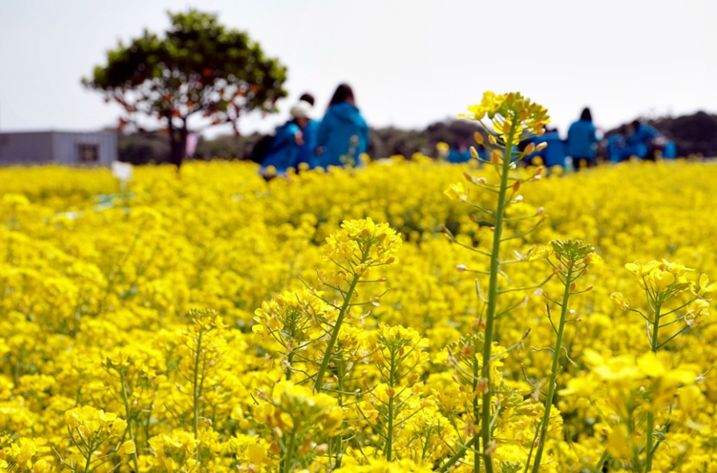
left=531, top=264, right=574, bottom=473
left=386, top=350, right=396, bottom=461
left=473, top=350, right=480, bottom=473
left=317, top=250, right=369, bottom=470
left=593, top=449, right=609, bottom=472
left=83, top=448, right=94, bottom=473
left=285, top=315, right=298, bottom=381
left=438, top=435, right=479, bottom=473
left=386, top=395, right=395, bottom=461
left=650, top=305, right=662, bottom=352
left=283, top=430, right=297, bottom=473
left=645, top=304, right=662, bottom=472
left=314, top=269, right=362, bottom=392
left=480, top=118, right=518, bottom=473
left=645, top=412, right=655, bottom=472
left=192, top=330, right=204, bottom=463
left=332, top=359, right=346, bottom=469
left=119, top=371, right=141, bottom=473
left=385, top=349, right=397, bottom=461
left=523, top=425, right=541, bottom=473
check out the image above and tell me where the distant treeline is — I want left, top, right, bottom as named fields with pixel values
left=118, top=111, right=717, bottom=164
left=117, top=120, right=484, bottom=165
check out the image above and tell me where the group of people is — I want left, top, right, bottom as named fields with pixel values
left=523, top=108, right=677, bottom=169
left=260, top=92, right=677, bottom=176
left=446, top=108, right=677, bottom=169
left=258, top=84, right=369, bottom=178
left=604, top=120, right=677, bottom=164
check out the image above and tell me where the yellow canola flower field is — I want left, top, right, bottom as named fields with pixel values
left=1, top=157, right=716, bottom=472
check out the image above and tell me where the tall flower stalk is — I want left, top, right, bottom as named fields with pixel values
left=312, top=218, right=402, bottom=391
left=530, top=240, right=595, bottom=473
left=444, top=92, right=550, bottom=473
left=611, top=260, right=713, bottom=472
left=181, top=309, right=226, bottom=465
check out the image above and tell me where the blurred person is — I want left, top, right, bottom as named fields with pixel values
left=259, top=101, right=312, bottom=180
left=446, top=144, right=473, bottom=163
left=606, top=134, right=631, bottom=163
left=662, top=139, right=677, bottom=159
left=627, top=120, right=658, bottom=160
left=628, top=120, right=676, bottom=160
left=316, top=84, right=369, bottom=168
left=567, top=108, right=599, bottom=170
left=295, top=93, right=321, bottom=169
left=527, top=127, right=567, bottom=168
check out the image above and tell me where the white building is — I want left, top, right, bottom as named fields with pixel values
left=0, top=131, right=117, bottom=166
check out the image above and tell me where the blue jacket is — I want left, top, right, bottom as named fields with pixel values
left=567, top=119, right=598, bottom=159
left=628, top=124, right=660, bottom=159
left=260, top=122, right=302, bottom=175
left=525, top=132, right=566, bottom=167
left=607, top=134, right=631, bottom=163
left=447, top=148, right=473, bottom=163
left=663, top=140, right=677, bottom=159
left=297, top=119, right=320, bottom=168
left=539, top=132, right=567, bottom=167
left=316, top=102, right=369, bottom=167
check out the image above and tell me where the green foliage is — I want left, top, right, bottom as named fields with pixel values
left=370, top=120, right=485, bottom=158
left=118, top=132, right=170, bottom=165
left=195, top=133, right=263, bottom=162
left=83, top=9, right=288, bottom=168
left=117, top=120, right=485, bottom=166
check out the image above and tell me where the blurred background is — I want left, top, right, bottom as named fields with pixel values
left=1, top=0, right=716, bottom=164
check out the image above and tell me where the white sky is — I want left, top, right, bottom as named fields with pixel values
left=1, top=0, right=716, bottom=138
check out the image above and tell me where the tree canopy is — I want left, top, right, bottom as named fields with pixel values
left=83, top=9, right=288, bottom=168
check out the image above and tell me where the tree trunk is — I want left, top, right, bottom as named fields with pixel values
left=166, top=116, right=187, bottom=171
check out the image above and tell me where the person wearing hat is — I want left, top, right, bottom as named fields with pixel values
left=295, top=93, right=321, bottom=170
left=259, top=101, right=312, bottom=179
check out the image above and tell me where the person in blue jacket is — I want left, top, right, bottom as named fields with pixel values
left=662, top=140, right=677, bottom=159
left=542, top=128, right=567, bottom=167
left=447, top=145, right=474, bottom=163
left=259, top=101, right=312, bottom=179
left=295, top=93, right=321, bottom=169
left=526, top=127, right=567, bottom=168
left=567, top=108, right=599, bottom=170
left=627, top=120, right=659, bottom=160
left=628, top=120, right=676, bottom=160
left=316, top=84, right=369, bottom=168
left=607, top=134, right=632, bottom=163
